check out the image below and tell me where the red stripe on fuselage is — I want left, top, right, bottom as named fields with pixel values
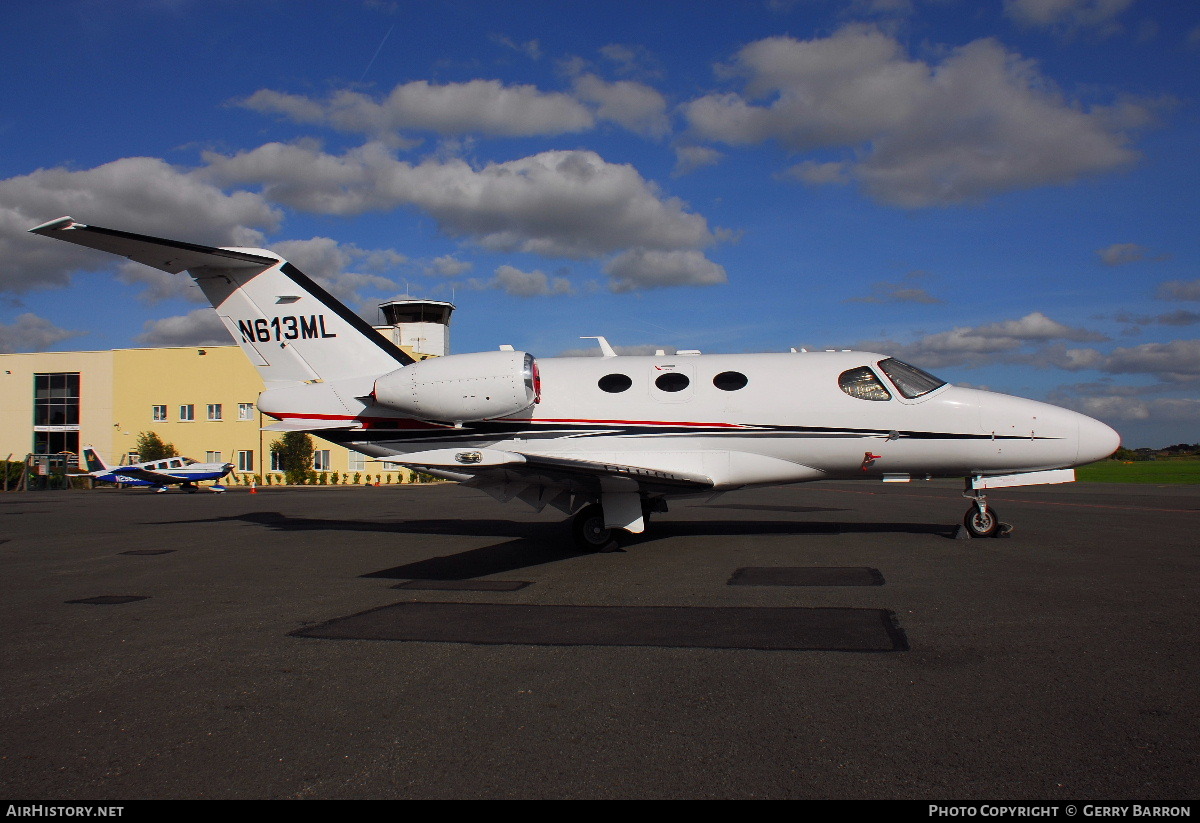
left=268, top=413, right=751, bottom=430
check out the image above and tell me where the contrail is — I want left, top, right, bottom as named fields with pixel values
left=360, top=24, right=396, bottom=82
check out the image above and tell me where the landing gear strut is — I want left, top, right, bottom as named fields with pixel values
left=570, top=497, right=665, bottom=551
left=961, top=483, right=1011, bottom=538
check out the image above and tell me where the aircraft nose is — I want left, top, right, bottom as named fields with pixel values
left=1075, top=414, right=1121, bottom=467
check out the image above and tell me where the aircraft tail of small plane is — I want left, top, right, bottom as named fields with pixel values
left=29, top=217, right=414, bottom=387
left=82, top=446, right=109, bottom=474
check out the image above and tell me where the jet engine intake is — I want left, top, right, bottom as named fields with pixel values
left=373, top=350, right=538, bottom=423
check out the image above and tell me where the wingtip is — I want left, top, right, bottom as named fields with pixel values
left=28, top=216, right=80, bottom=234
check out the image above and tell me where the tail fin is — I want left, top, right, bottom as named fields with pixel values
left=29, top=217, right=414, bottom=386
left=83, top=447, right=109, bottom=473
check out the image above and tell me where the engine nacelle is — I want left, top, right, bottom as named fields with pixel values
left=372, top=350, right=539, bottom=423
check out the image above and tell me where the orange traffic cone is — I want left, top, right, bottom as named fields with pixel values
left=249, top=479, right=257, bottom=494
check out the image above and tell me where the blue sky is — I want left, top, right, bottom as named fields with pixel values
left=1, top=0, right=1198, bottom=447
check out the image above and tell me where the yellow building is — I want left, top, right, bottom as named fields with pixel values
left=0, top=299, right=456, bottom=482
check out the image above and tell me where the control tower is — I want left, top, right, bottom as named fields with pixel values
left=374, top=299, right=455, bottom=358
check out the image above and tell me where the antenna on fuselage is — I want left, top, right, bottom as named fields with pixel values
left=580, top=336, right=617, bottom=358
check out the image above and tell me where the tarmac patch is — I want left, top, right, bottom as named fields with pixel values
left=66, top=596, right=150, bottom=605
left=392, top=580, right=531, bottom=592
left=292, top=601, right=908, bottom=652
left=728, top=566, right=885, bottom=587
left=120, top=549, right=176, bottom=556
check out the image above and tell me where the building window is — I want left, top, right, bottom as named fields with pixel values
left=180, top=404, right=195, bottom=421
left=152, top=404, right=167, bottom=421
left=237, top=450, right=254, bottom=472
left=313, top=450, right=331, bottom=472
left=207, top=404, right=222, bottom=421
left=349, top=452, right=377, bottom=471
left=270, top=451, right=284, bottom=472
left=205, top=451, right=222, bottom=463
left=33, top=431, right=79, bottom=458
left=33, top=372, right=80, bottom=426
left=238, top=403, right=255, bottom=421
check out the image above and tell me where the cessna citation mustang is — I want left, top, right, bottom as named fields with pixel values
left=32, top=217, right=1120, bottom=548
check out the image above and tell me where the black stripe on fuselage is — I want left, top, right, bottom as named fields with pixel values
left=279, top=263, right=414, bottom=367
left=311, top=420, right=1059, bottom=446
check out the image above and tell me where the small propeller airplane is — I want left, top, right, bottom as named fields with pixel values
left=81, top=446, right=234, bottom=493
left=33, top=217, right=1120, bottom=546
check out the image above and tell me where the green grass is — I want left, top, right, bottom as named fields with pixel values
left=1076, top=458, right=1200, bottom=484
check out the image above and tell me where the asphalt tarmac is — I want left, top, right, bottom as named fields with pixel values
left=1, top=480, right=1197, bottom=799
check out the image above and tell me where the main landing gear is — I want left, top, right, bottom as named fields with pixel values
left=570, top=497, right=666, bottom=551
left=571, top=504, right=621, bottom=552
left=961, top=484, right=1012, bottom=538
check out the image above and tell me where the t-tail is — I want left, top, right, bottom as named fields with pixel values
left=28, top=217, right=414, bottom=388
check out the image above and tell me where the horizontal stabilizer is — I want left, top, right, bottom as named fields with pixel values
left=29, top=215, right=416, bottom=383
left=28, top=217, right=278, bottom=273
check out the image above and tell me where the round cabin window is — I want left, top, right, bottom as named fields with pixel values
left=655, top=372, right=690, bottom=393
left=713, top=371, right=748, bottom=391
left=598, top=373, right=632, bottom=393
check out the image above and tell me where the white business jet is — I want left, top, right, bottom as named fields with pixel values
left=31, top=217, right=1119, bottom=547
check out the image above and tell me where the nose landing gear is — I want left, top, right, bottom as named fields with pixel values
left=962, top=484, right=1013, bottom=538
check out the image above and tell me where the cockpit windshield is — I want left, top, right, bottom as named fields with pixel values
left=877, top=358, right=946, bottom=399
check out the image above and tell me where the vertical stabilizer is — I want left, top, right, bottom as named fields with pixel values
left=82, top=447, right=108, bottom=473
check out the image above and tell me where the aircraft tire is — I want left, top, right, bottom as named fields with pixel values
left=963, top=505, right=1000, bottom=538
left=572, top=504, right=619, bottom=552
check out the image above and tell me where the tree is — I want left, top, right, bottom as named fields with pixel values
left=270, top=431, right=315, bottom=484
left=135, top=431, right=178, bottom=462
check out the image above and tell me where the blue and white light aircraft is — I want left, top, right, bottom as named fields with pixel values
left=82, top=447, right=234, bottom=493
left=34, top=217, right=1120, bottom=546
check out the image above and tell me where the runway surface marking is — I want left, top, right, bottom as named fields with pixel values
left=293, top=601, right=910, bottom=652
left=727, top=567, right=885, bottom=587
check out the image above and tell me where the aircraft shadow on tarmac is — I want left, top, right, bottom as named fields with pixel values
left=146, top=509, right=913, bottom=651
left=151, top=510, right=957, bottom=581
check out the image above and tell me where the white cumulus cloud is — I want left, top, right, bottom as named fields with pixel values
left=1004, top=0, right=1135, bottom=33
left=136, top=308, right=234, bottom=347
left=0, top=157, right=280, bottom=293
left=238, top=80, right=594, bottom=140
left=0, top=313, right=86, bottom=353
left=473, top=264, right=573, bottom=297
left=684, top=26, right=1149, bottom=206
left=854, top=311, right=1108, bottom=368
left=204, top=144, right=722, bottom=261
left=604, top=249, right=727, bottom=292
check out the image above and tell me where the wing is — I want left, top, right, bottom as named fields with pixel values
left=378, top=448, right=714, bottom=513
left=110, top=467, right=185, bottom=485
